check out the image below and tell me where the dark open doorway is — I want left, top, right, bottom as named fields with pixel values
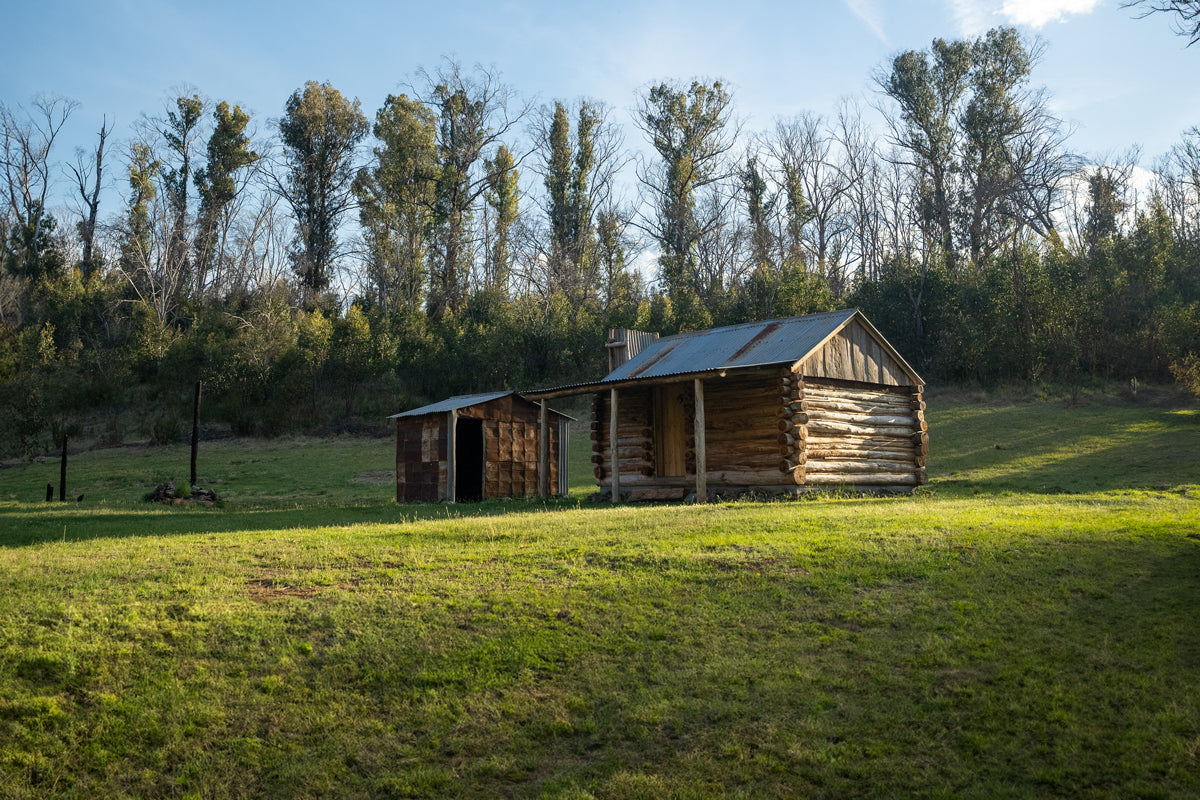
left=455, top=418, right=485, bottom=502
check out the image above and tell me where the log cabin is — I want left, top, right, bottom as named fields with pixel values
left=525, top=309, right=927, bottom=502
left=389, top=391, right=572, bottom=503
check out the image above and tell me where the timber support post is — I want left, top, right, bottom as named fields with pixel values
left=447, top=409, right=457, bottom=503
left=693, top=378, right=706, bottom=503
left=609, top=388, right=620, bottom=504
left=539, top=399, right=549, bottom=499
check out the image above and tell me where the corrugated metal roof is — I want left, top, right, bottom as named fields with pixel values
left=605, top=309, right=858, bottom=382
left=388, top=391, right=576, bottom=420
left=388, top=390, right=513, bottom=419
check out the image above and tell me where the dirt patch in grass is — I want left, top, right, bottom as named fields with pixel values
left=245, top=578, right=322, bottom=601
left=351, top=470, right=394, bottom=485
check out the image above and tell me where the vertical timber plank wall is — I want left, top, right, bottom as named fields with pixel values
left=802, top=320, right=912, bottom=387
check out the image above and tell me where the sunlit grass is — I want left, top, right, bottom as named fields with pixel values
left=0, top=393, right=1198, bottom=797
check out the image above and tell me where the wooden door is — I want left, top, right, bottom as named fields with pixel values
left=654, top=384, right=688, bottom=477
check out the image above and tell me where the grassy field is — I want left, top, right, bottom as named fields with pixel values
left=0, top=390, right=1198, bottom=798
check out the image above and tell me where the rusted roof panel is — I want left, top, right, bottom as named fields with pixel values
left=605, top=309, right=858, bottom=382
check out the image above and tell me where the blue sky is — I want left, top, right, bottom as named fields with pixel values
left=3, top=0, right=1197, bottom=209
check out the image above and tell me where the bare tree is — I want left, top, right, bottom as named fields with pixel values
left=1149, top=130, right=1200, bottom=241
left=835, top=99, right=886, bottom=282
left=1124, top=0, right=1200, bottom=44
left=67, top=117, right=111, bottom=280
left=767, top=113, right=852, bottom=293
left=0, top=95, right=78, bottom=300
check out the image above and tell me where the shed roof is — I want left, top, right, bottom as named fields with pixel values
left=608, top=309, right=858, bottom=381
left=388, top=391, right=574, bottom=420
left=524, top=309, right=922, bottom=399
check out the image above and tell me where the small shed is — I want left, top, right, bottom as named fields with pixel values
left=525, top=309, right=927, bottom=501
left=389, top=391, right=572, bottom=503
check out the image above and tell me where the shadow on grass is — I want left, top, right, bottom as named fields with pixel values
left=0, top=495, right=597, bottom=548
left=928, top=402, right=1200, bottom=494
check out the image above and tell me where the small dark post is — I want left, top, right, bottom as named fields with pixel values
left=46, top=483, right=53, bottom=502
left=190, top=380, right=201, bottom=489
left=59, top=434, right=68, bottom=502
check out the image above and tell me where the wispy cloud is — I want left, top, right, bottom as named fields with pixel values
left=950, top=0, right=1100, bottom=36
left=842, top=0, right=889, bottom=44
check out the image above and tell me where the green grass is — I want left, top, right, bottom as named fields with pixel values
left=0, top=393, right=1198, bottom=798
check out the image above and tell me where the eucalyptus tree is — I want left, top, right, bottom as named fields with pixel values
left=354, top=92, right=437, bottom=315
left=484, top=143, right=518, bottom=292
left=533, top=99, right=625, bottom=304
left=878, top=37, right=971, bottom=267
left=276, top=81, right=369, bottom=302
left=879, top=28, right=1075, bottom=269
left=594, top=206, right=640, bottom=314
left=634, top=79, right=739, bottom=304
left=159, top=94, right=205, bottom=297
left=115, top=140, right=187, bottom=333
left=741, top=153, right=774, bottom=274
left=193, top=101, right=258, bottom=297
left=415, top=60, right=530, bottom=320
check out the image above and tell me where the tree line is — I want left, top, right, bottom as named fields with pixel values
left=1, top=25, right=1198, bottom=456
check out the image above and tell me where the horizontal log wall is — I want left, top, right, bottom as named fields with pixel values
left=592, top=370, right=800, bottom=489
left=592, top=389, right=654, bottom=484
left=590, top=370, right=927, bottom=495
left=702, top=371, right=793, bottom=485
left=798, top=378, right=927, bottom=488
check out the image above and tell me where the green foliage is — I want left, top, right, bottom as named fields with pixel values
left=193, top=101, right=258, bottom=295
left=278, top=81, right=369, bottom=297
left=1171, top=352, right=1200, bottom=397
left=355, top=93, right=437, bottom=316
left=637, top=79, right=735, bottom=302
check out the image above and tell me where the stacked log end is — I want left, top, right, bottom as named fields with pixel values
left=592, top=390, right=655, bottom=482
left=777, top=369, right=806, bottom=485
left=801, top=380, right=927, bottom=488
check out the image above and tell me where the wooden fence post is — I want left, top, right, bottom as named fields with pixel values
left=190, top=380, right=201, bottom=489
